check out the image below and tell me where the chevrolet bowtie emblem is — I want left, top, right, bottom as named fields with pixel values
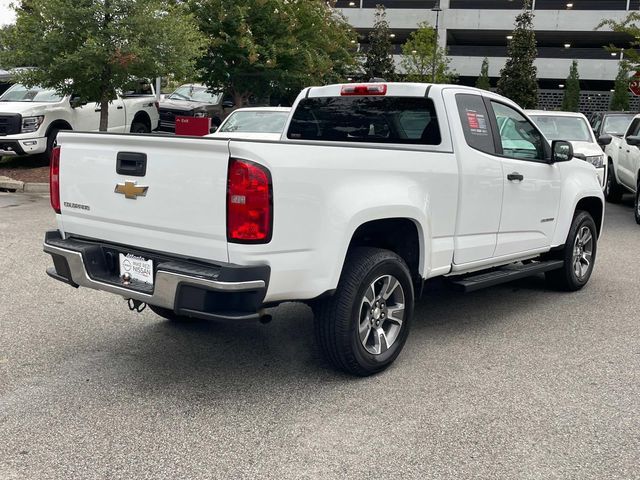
left=114, top=181, right=148, bottom=199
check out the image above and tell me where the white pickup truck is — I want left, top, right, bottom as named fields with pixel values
left=44, top=83, right=604, bottom=376
left=0, top=83, right=159, bottom=160
left=599, top=114, right=640, bottom=223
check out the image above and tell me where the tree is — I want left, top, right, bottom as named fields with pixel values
left=496, top=0, right=538, bottom=109
left=610, top=61, right=631, bottom=111
left=561, top=60, right=580, bottom=112
left=400, top=21, right=456, bottom=84
left=475, top=57, right=491, bottom=90
left=191, top=0, right=357, bottom=107
left=598, top=12, right=640, bottom=69
left=363, top=5, right=395, bottom=81
left=0, top=0, right=204, bottom=131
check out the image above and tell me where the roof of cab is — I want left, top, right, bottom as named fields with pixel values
left=304, top=82, right=511, bottom=101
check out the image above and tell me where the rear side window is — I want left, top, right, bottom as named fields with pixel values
left=455, top=94, right=495, bottom=154
left=287, top=96, right=441, bottom=145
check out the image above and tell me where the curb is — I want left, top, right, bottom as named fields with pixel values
left=24, top=183, right=49, bottom=194
left=0, top=176, right=48, bottom=194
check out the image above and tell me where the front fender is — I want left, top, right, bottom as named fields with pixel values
left=551, top=162, right=604, bottom=247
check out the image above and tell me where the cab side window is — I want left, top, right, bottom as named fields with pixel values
left=491, top=101, right=545, bottom=161
left=455, top=94, right=495, bottom=154
left=626, top=118, right=640, bottom=137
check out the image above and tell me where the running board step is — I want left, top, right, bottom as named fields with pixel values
left=448, top=260, right=564, bottom=292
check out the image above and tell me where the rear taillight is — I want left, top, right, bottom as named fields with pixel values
left=227, top=158, right=272, bottom=243
left=50, top=146, right=61, bottom=213
left=341, top=84, right=387, bottom=96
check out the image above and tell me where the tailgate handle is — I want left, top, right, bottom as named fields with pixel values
left=116, top=152, right=147, bottom=177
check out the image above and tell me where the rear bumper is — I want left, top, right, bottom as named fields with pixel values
left=43, top=231, right=270, bottom=321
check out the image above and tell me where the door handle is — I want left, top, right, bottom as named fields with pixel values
left=507, top=172, right=524, bottom=182
left=95, top=108, right=101, bottom=112
left=117, top=106, right=124, bottom=110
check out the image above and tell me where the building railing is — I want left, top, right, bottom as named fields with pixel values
left=447, top=46, right=621, bottom=60
left=336, top=0, right=639, bottom=9
left=358, top=44, right=625, bottom=60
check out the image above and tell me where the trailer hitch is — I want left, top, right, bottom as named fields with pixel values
left=127, top=298, right=147, bottom=313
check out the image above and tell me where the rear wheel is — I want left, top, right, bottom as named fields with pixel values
left=604, top=161, right=623, bottom=203
left=130, top=121, right=150, bottom=134
left=313, top=247, right=414, bottom=376
left=545, top=210, right=597, bottom=291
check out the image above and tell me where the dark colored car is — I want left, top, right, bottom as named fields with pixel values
left=157, top=84, right=232, bottom=132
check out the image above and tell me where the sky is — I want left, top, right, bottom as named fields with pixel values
left=0, top=0, right=16, bottom=26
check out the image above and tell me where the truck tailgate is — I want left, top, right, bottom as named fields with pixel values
left=56, top=132, right=230, bottom=263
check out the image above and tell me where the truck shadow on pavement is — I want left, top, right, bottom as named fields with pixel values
left=102, top=273, right=571, bottom=392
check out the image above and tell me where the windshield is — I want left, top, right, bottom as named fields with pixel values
left=603, top=114, right=635, bottom=136
left=0, top=84, right=64, bottom=103
left=531, top=115, right=592, bottom=142
left=169, top=85, right=221, bottom=104
left=220, top=110, right=289, bottom=134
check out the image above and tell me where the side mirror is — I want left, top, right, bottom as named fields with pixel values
left=222, top=100, right=234, bottom=109
left=551, top=140, right=573, bottom=163
left=597, top=134, right=612, bottom=146
left=70, top=96, right=87, bottom=108
left=625, top=135, right=640, bottom=147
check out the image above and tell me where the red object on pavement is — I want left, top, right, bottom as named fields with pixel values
left=175, top=116, right=211, bottom=136
left=629, top=71, right=640, bottom=96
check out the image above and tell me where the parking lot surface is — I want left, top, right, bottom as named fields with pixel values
left=1, top=192, right=638, bottom=479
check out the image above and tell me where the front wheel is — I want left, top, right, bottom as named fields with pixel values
left=545, top=210, right=597, bottom=291
left=313, top=247, right=414, bottom=376
left=604, top=161, right=623, bottom=203
left=45, top=128, right=60, bottom=162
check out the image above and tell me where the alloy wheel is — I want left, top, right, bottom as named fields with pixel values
left=572, top=225, right=593, bottom=280
left=358, top=275, right=405, bottom=355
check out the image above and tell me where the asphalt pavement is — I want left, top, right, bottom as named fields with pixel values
left=1, top=192, right=638, bottom=479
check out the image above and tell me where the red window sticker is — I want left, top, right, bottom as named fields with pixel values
left=465, top=109, right=488, bottom=135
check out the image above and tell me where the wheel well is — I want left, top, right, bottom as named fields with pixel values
left=131, top=111, right=151, bottom=130
left=576, top=197, right=603, bottom=236
left=45, top=120, right=72, bottom=137
left=348, top=218, right=421, bottom=284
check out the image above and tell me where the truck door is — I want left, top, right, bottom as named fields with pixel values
left=617, top=118, right=640, bottom=189
left=107, top=97, right=127, bottom=133
left=487, top=100, right=562, bottom=257
left=446, top=91, right=503, bottom=264
left=69, top=97, right=101, bottom=132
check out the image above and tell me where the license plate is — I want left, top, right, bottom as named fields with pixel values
left=119, top=253, right=154, bottom=285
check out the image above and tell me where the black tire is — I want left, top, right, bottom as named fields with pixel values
left=313, top=247, right=415, bottom=376
left=130, top=121, right=150, bottom=134
left=604, top=160, right=623, bottom=203
left=635, top=181, right=640, bottom=225
left=148, top=305, right=191, bottom=322
left=545, top=210, right=597, bottom=291
left=45, top=128, right=60, bottom=162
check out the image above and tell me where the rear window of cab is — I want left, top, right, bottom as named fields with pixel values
left=287, top=96, right=441, bottom=145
